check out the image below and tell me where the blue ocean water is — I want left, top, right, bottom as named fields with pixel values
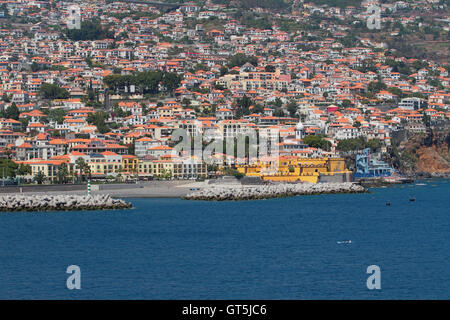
left=0, top=179, right=449, bottom=299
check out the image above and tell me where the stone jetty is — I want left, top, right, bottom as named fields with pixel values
left=183, top=182, right=366, bottom=201
left=0, top=194, right=132, bottom=212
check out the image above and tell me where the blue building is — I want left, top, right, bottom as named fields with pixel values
left=354, top=148, right=394, bottom=178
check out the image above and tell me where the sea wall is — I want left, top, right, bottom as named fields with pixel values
left=0, top=194, right=132, bottom=212
left=318, top=172, right=352, bottom=183
left=183, top=182, right=367, bottom=201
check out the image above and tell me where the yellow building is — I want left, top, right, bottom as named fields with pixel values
left=137, top=157, right=207, bottom=179
left=236, top=156, right=350, bottom=183
left=16, top=158, right=76, bottom=183
left=157, top=106, right=174, bottom=118
left=137, top=158, right=156, bottom=175
left=87, top=160, right=122, bottom=176
left=122, top=155, right=139, bottom=173
left=85, top=152, right=123, bottom=177
left=217, top=69, right=290, bottom=91
left=123, top=131, right=144, bottom=145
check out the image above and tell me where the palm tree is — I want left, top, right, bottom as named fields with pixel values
left=83, top=163, right=91, bottom=180
left=75, top=157, right=86, bottom=182
left=34, top=171, right=46, bottom=185
left=57, top=163, right=69, bottom=184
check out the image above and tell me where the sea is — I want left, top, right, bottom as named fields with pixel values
left=0, top=179, right=449, bottom=299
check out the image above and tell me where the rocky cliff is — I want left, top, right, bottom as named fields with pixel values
left=389, top=128, right=450, bottom=177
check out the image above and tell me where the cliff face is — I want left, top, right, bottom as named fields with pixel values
left=415, top=141, right=450, bottom=174
left=389, top=128, right=450, bottom=176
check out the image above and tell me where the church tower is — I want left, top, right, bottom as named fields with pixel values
left=295, top=120, right=305, bottom=140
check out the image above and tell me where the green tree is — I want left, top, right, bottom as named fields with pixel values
left=303, top=135, right=332, bottom=151
left=87, top=112, right=110, bottom=134
left=220, top=66, right=228, bottom=76
left=227, top=53, right=258, bottom=68
left=158, top=168, right=173, bottom=180
left=0, top=159, right=18, bottom=178
left=2, top=93, right=10, bottom=102
left=20, top=118, right=29, bottom=131
left=162, top=72, right=182, bottom=93
left=388, top=87, right=404, bottom=99
left=75, top=158, right=86, bottom=182
left=265, top=65, right=276, bottom=72
left=5, top=102, right=19, bottom=120
left=66, top=19, right=114, bottom=41
left=222, top=167, right=244, bottom=179
left=368, top=81, right=387, bottom=94
left=47, top=108, right=66, bottom=124
left=341, top=100, right=355, bottom=109
left=33, top=171, right=46, bottom=184
left=337, top=137, right=368, bottom=152
left=366, top=139, right=381, bottom=152
left=39, top=83, right=69, bottom=99
left=307, top=0, right=361, bottom=9
left=286, top=101, right=298, bottom=118
left=17, top=164, right=31, bottom=176
left=235, top=95, right=253, bottom=118
left=31, top=62, right=45, bottom=72
left=57, top=163, right=69, bottom=184
left=422, top=113, right=431, bottom=128
left=128, top=143, right=135, bottom=155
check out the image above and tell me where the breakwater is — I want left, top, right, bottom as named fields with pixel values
left=0, top=194, right=132, bottom=212
left=183, top=182, right=367, bottom=201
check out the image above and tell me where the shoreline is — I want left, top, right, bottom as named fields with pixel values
left=1, top=177, right=446, bottom=200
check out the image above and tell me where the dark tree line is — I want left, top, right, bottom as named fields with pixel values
left=306, top=0, right=362, bottom=8
left=66, top=19, right=114, bottom=41
left=213, top=0, right=289, bottom=9
left=87, top=112, right=110, bottom=134
left=0, top=102, right=19, bottom=120
left=103, top=71, right=182, bottom=95
left=337, top=137, right=381, bottom=153
left=303, top=135, right=332, bottom=151
left=227, top=53, right=258, bottom=68
left=39, top=83, right=70, bottom=100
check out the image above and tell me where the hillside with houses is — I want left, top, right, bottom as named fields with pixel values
left=0, top=0, right=448, bottom=184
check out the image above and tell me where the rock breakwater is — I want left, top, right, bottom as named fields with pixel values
left=0, top=194, right=132, bottom=212
left=183, top=182, right=366, bottom=201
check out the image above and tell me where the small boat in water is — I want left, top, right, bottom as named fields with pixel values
left=409, top=197, right=416, bottom=202
left=416, top=183, right=426, bottom=186
left=337, top=240, right=352, bottom=244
